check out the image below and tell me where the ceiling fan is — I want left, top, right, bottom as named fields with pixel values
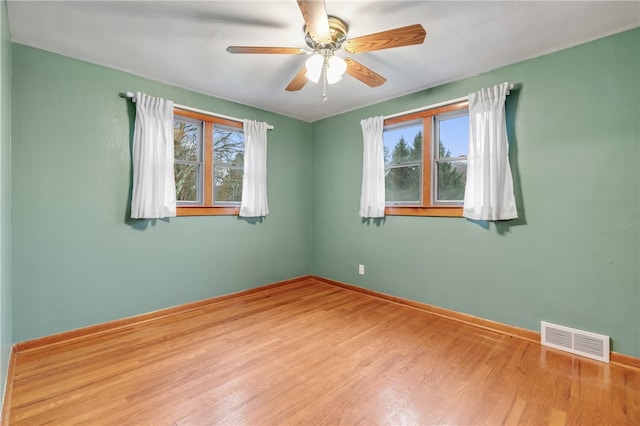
left=226, top=0, right=426, bottom=101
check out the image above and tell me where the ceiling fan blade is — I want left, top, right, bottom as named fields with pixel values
left=344, top=58, right=386, bottom=87
left=297, top=0, right=331, bottom=43
left=285, top=66, right=309, bottom=91
left=227, top=46, right=306, bottom=55
left=343, top=24, right=426, bottom=54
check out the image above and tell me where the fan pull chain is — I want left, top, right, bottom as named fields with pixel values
left=322, top=74, right=328, bottom=102
left=322, top=54, right=329, bottom=102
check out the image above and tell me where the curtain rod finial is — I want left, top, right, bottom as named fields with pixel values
left=121, top=91, right=136, bottom=103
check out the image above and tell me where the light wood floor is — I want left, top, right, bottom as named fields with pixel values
left=4, top=278, right=639, bottom=425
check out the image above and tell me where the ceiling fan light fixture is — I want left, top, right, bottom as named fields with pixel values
left=305, top=54, right=323, bottom=83
left=305, top=53, right=347, bottom=85
left=227, top=2, right=428, bottom=96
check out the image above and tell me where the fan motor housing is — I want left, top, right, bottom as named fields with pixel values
left=305, top=16, right=348, bottom=51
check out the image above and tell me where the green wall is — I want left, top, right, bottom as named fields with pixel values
left=0, top=0, right=12, bottom=400
left=11, top=44, right=311, bottom=342
left=7, top=28, right=640, bottom=360
left=310, top=28, right=640, bottom=357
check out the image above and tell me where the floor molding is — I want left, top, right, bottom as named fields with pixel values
left=1, top=346, right=16, bottom=426
left=14, top=275, right=313, bottom=355
left=611, top=351, right=640, bottom=369
left=314, top=276, right=640, bottom=370
left=314, top=276, right=541, bottom=344
left=11, top=274, right=640, bottom=370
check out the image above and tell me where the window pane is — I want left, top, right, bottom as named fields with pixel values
left=385, top=165, right=421, bottom=203
left=436, top=160, right=467, bottom=202
left=174, top=120, right=200, bottom=162
left=175, top=163, right=199, bottom=202
left=383, top=123, right=422, bottom=166
left=438, top=114, right=468, bottom=159
left=215, top=167, right=243, bottom=202
left=214, top=126, right=245, bottom=166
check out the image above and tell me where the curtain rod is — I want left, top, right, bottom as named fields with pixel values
left=124, top=92, right=274, bottom=130
left=382, top=83, right=516, bottom=121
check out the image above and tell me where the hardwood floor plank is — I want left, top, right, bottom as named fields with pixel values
left=6, top=278, right=640, bottom=425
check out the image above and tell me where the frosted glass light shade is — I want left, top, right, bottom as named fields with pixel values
left=326, top=55, right=347, bottom=84
left=305, top=53, right=347, bottom=85
left=305, top=54, right=323, bottom=83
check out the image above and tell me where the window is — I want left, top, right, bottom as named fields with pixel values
left=173, top=109, right=244, bottom=216
left=383, top=101, right=468, bottom=217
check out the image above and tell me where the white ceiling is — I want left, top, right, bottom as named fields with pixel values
left=7, top=1, right=640, bottom=122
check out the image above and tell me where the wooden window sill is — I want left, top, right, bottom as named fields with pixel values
left=385, top=206, right=463, bottom=217
left=176, top=206, right=240, bottom=216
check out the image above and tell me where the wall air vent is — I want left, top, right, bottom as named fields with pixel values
left=541, top=321, right=610, bottom=363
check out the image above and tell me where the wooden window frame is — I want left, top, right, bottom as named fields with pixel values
left=174, top=108, right=243, bottom=217
left=383, top=101, right=469, bottom=217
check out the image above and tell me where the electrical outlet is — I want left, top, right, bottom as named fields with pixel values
left=358, top=264, right=365, bottom=275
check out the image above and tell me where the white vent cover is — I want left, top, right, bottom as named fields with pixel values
left=541, top=321, right=610, bottom=363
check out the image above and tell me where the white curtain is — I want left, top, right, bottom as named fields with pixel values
left=463, top=82, right=517, bottom=221
left=131, top=92, right=176, bottom=219
left=240, top=119, right=269, bottom=217
left=359, top=116, right=385, bottom=218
